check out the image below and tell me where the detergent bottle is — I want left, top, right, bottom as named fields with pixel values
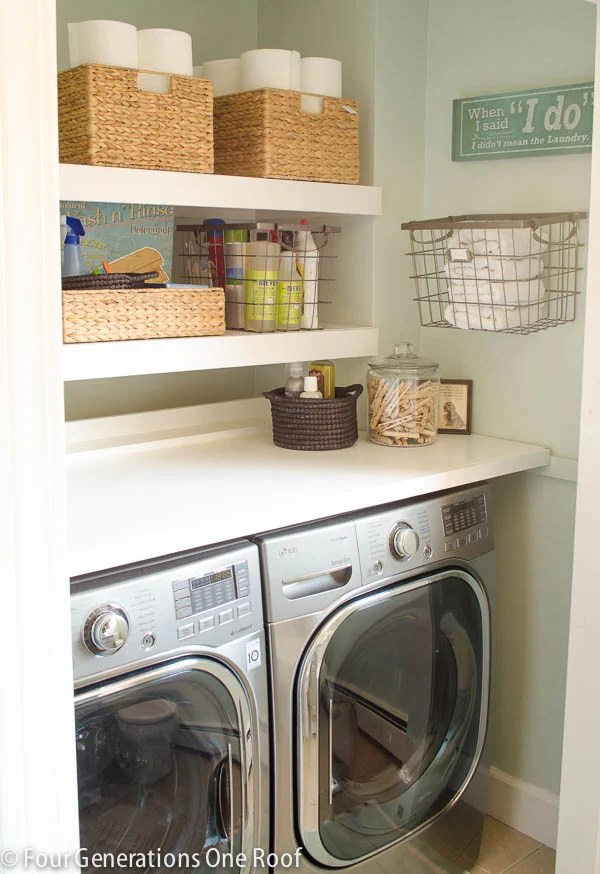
left=62, top=216, right=86, bottom=277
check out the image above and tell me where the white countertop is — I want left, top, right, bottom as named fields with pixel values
left=66, top=407, right=550, bottom=577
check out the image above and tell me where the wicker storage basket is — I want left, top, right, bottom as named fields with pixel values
left=58, top=64, right=214, bottom=173
left=263, top=384, right=363, bottom=451
left=214, top=89, right=359, bottom=183
left=63, top=287, right=225, bottom=343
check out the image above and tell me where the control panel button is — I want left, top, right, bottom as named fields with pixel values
left=174, top=594, right=192, bottom=608
left=199, top=616, right=215, bottom=633
left=176, top=625, right=193, bottom=641
left=237, top=603, right=252, bottom=618
left=372, top=560, right=383, bottom=574
left=423, top=545, right=433, bottom=559
left=176, top=606, right=193, bottom=619
left=468, top=531, right=479, bottom=544
left=481, top=527, right=489, bottom=540
left=172, top=579, right=190, bottom=592
left=457, top=535, right=468, bottom=548
left=219, top=609, right=234, bottom=625
left=141, top=632, right=156, bottom=649
left=445, top=541, right=454, bottom=553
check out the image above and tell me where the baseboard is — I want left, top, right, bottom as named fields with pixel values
left=487, top=767, right=559, bottom=849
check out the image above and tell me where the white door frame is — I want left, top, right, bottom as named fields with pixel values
left=556, top=3, right=600, bottom=872
left=0, top=0, right=79, bottom=863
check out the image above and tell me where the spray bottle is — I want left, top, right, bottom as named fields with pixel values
left=61, top=216, right=86, bottom=277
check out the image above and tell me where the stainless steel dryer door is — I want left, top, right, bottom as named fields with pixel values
left=75, top=657, right=256, bottom=874
left=297, top=570, right=490, bottom=867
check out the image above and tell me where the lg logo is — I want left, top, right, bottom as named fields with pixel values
left=278, top=545, right=298, bottom=557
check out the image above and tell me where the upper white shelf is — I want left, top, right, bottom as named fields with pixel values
left=62, top=323, right=379, bottom=381
left=59, top=164, right=383, bottom=216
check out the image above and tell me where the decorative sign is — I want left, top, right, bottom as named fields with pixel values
left=452, top=82, right=594, bottom=161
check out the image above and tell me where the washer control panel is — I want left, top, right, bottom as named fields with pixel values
left=353, top=484, right=493, bottom=584
left=71, top=540, right=262, bottom=684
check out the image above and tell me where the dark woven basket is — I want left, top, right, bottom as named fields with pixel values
left=263, top=384, right=363, bottom=451
left=61, top=272, right=162, bottom=290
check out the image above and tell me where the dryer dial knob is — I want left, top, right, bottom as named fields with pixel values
left=390, top=524, right=420, bottom=560
left=83, top=604, right=130, bottom=655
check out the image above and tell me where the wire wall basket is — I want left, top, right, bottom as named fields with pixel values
left=401, top=213, right=587, bottom=334
left=175, top=221, right=339, bottom=332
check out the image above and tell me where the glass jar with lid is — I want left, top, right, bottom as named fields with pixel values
left=367, top=342, right=440, bottom=446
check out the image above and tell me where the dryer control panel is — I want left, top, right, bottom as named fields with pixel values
left=353, top=484, right=493, bottom=585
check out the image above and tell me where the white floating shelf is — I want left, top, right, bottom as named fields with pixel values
left=59, top=164, right=383, bottom=216
left=62, top=324, right=379, bottom=381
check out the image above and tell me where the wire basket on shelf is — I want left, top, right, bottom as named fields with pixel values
left=401, top=213, right=587, bottom=334
left=175, top=221, right=339, bottom=332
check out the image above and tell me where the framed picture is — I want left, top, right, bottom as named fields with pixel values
left=438, top=379, right=473, bottom=435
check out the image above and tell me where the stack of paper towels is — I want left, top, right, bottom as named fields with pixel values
left=201, top=49, right=343, bottom=109
left=67, top=20, right=193, bottom=93
left=443, top=226, right=549, bottom=331
left=67, top=21, right=344, bottom=107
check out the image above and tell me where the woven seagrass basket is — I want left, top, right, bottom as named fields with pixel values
left=214, top=89, right=359, bottom=183
left=62, top=287, right=225, bottom=343
left=263, top=384, right=363, bottom=451
left=58, top=64, right=214, bottom=173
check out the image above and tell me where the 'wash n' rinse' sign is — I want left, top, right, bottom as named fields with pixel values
left=452, top=82, right=594, bottom=161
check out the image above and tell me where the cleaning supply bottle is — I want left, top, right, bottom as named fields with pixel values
left=277, top=250, right=302, bottom=331
left=61, top=216, right=86, bottom=277
left=300, top=375, right=322, bottom=398
left=296, top=219, right=319, bottom=330
left=309, top=360, right=335, bottom=399
left=224, top=227, right=249, bottom=329
left=284, top=362, right=304, bottom=397
left=244, top=240, right=280, bottom=332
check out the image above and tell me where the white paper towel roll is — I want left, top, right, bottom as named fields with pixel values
left=137, top=72, right=172, bottom=94
left=202, top=59, right=241, bottom=96
left=300, top=57, right=342, bottom=97
left=241, top=49, right=300, bottom=91
left=291, top=51, right=301, bottom=90
left=137, top=28, right=193, bottom=76
left=300, top=94, right=324, bottom=114
left=68, top=20, right=138, bottom=69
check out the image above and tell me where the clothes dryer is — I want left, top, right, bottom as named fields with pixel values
left=256, top=484, right=494, bottom=873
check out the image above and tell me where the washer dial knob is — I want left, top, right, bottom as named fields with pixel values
left=389, top=523, right=420, bottom=560
left=83, top=604, right=130, bottom=655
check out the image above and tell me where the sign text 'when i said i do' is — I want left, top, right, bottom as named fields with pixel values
left=452, top=82, right=594, bottom=161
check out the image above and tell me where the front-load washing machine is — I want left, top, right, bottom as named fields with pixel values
left=255, top=483, right=494, bottom=873
left=71, top=539, right=269, bottom=874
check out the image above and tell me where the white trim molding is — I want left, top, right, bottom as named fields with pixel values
left=488, top=767, right=560, bottom=849
left=0, top=0, right=79, bottom=858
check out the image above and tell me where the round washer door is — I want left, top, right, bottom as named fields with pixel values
left=297, top=569, right=490, bottom=867
left=75, top=656, right=256, bottom=874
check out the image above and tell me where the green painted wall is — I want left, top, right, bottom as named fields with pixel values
left=420, top=0, right=595, bottom=794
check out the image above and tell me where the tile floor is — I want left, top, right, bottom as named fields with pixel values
left=461, top=816, right=555, bottom=873
left=369, top=816, right=555, bottom=874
